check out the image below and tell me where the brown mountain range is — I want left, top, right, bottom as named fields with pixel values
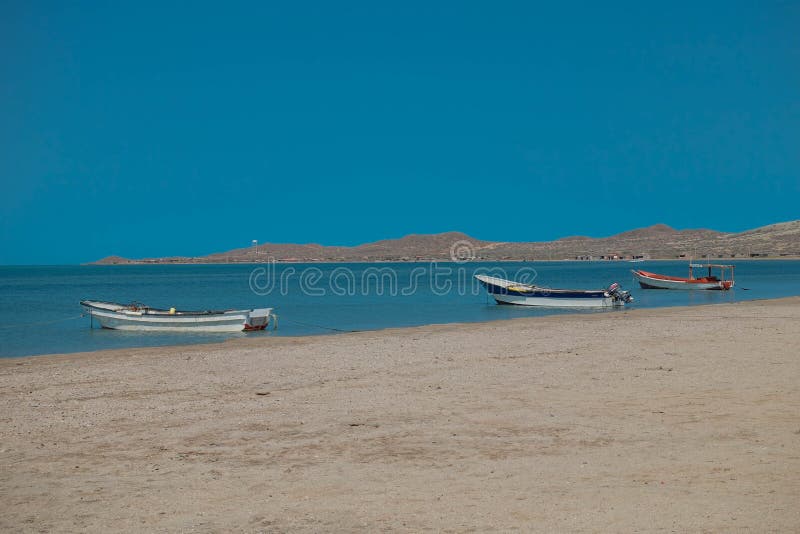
left=93, top=220, right=800, bottom=264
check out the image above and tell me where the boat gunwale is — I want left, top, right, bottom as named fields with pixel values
left=474, top=275, right=610, bottom=297
left=80, top=300, right=258, bottom=317
left=632, top=269, right=722, bottom=284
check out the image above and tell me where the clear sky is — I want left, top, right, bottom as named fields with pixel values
left=1, top=1, right=798, bottom=264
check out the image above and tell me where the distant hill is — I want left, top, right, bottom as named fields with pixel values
left=93, top=255, right=135, bottom=265
left=91, top=221, right=800, bottom=264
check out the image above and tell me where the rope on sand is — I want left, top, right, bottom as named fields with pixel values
left=275, top=315, right=360, bottom=333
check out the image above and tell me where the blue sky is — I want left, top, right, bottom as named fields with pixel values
left=1, top=1, right=798, bottom=264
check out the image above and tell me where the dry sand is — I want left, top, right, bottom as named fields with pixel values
left=1, top=298, right=799, bottom=532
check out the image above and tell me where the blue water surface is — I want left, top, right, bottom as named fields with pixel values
left=1, top=260, right=798, bottom=357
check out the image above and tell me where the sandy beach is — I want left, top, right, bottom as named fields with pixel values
left=1, top=298, right=799, bottom=532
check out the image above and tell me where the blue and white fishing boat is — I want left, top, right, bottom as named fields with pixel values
left=475, top=275, right=633, bottom=308
left=81, top=300, right=273, bottom=332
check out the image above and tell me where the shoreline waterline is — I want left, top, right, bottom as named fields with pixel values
left=3, top=295, right=798, bottom=362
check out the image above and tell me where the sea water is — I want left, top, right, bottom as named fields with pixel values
left=1, top=260, right=799, bottom=358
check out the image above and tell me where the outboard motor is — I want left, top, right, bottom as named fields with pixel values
left=606, top=282, right=634, bottom=305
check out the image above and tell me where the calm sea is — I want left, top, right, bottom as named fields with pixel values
left=1, top=260, right=799, bottom=358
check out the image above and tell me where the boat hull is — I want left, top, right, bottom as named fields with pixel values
left=631, top=270, right=732, bottom=290
left=475, top=275, right=628, bottom=308
left=492, top=292, right=616, bottom=307
left=81, top=301, right=272, bottom=332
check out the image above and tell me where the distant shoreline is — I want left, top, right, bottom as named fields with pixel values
left=2, top=256, right=799, bottom=267
left=84, top=256, right=800, bottom=266
left=86, top=221, right=800, bottom=265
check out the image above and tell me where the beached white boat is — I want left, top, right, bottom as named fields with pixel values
left=81, top=300, right=273, bottom=332
left=632, top=263, right=734, bottom=290
left=475, top=275, right=633, bottom=308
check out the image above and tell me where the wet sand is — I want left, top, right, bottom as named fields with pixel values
left=2, top=298, right=799, bottom=532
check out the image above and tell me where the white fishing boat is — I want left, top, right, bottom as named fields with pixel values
left=475, top=275, right=633, bottom=308
left=632, top=263, right=735, bottom=290
left=81, top=300, right=273, bottom=332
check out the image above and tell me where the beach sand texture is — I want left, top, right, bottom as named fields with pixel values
left=1, top=298, right=799, bottom=532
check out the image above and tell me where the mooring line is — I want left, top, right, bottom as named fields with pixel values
left=275, top=316, right=360, bottom=333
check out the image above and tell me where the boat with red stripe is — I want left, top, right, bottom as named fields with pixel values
left=632, top=263, right=734, bottom=290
